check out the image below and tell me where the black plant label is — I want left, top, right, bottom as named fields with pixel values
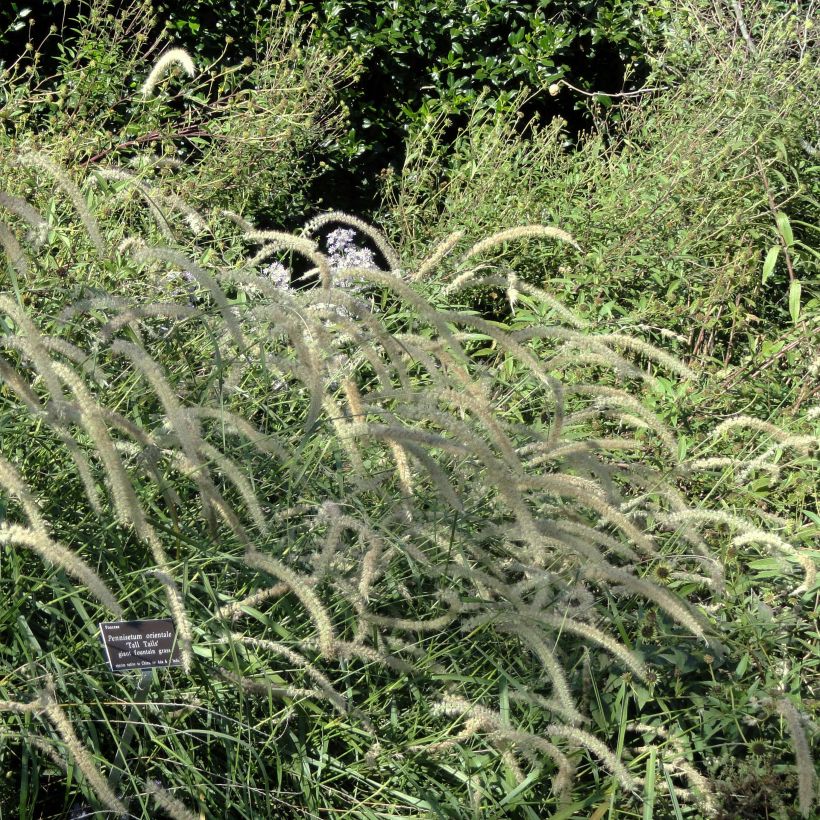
left=99, top=618, right=183, bottom=672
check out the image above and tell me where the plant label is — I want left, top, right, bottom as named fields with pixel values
left=99, top=618, right=183, bottom=672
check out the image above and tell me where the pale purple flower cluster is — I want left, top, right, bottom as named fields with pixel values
left=326, top=228, right=377, bottom=276
left=256, top=229, right=377, bottom=294
left=260, top=260, right=291, bottom=290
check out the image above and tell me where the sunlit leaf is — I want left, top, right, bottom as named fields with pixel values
left=788, top=279, right=802, bottom=323
left=776, top=212, right=794, bottom=247
left=762, top=246, right=779, bottom=283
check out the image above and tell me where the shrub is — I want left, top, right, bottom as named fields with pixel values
left=383, top=1, right=819, bottom=368
left=0, top=0, right=356, bottom=228
left=139, top=0, right=674, bottom=212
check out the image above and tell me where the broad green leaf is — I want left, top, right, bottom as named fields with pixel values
left=762, top=246, right=779, bottom=283
left=761, top=339, right=785, bottom=357
left=788, top=279, right=802, bottom=323
left=748, top=558, right=785, bottom=571
left=776, top=212, right=794, bottom=247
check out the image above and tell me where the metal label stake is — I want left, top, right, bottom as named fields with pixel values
left=98, top=619, right=184, bottom=800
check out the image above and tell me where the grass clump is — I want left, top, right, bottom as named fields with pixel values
left=0, top=5, right=817, bottom=818
left=0, top=146, right=816, bottom=816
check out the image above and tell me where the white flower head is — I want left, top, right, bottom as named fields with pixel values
left=261, top=261, right=291, bottom=290
left=325, top=228, right=379, bottom=293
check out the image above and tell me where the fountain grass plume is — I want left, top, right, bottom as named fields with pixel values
left=446, top=272, right=589, bottom=328
left=411, top=230, right=464, bottom=281
left=121, top=242, right=247, bottom=348
left=140, top=48, right=196, bottom=96
left=501, top=622, right=584, bottom=725
left=145, top=782, right=199, bottom=820
left=109, top=338, right=236, bottom=532
left=15, top=152, right=104, bottom=253
left=461, top=224, right=580, bottom=261
left=198, top=441, right=268, bottom=533
left=0, top=524, right=122, bottom=615
left=217, top=667, right=319, bottom=700
left=0, top=192, right=47, bottom=246
left=736, top=434, right=819, bottom=481
left=0, top=454, right=48, bottom=531
left=585, top=562, right=709, bottom=641
left=0, top=222, right=30, bottom=293
left=191, top=406, right=290, bottom=462
left=777, top=697, right=816, bottom=817
left=426, top=695, right=576, bottom=798
left=711, top=414, right=792, bottom=440
left=218, top=581, right=289, bottom=621
left=51, top=362, right=143, bottom=528
left=546, top=723, right=635, bottom=791
left=535, top=611, right=648, bottom=681
left=244, top=549, right=336, bottom=657
left=150, top=569, right=194, bottom=672
left=162, top=448, right=251, bottom=543
left=40, top=687, right=127, bottom=815
left=303, top=210, right=401, bottom=271
left=95, top=166, right=207, bottom=236
left=0, top=295, right=66, bottom=401
left=231, top=634, right=367, bottom=727
left=240, top=228, right=333, bottom=287
left=661, top=509, right=814, bottom=595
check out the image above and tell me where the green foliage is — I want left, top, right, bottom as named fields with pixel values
left=0, top=1, right=355, bottom=227
left=284, top=0, right=665, bottom=121
left=0, top=3, right=817, bottom=818
left=384, top=1, right=819, bottom=373
left=148, top=0, right=671, bottom=211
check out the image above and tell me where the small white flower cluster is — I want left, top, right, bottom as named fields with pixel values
left=326, top=227, right=378, bottom=279
left=258, top=228, right=378, bottom=293
left=325, top=227, right=380, bottom=295
left=260, top=261, right=291, bottom=290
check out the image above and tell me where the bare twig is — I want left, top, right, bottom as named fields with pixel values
left=556, top=80, right=668, bottom=99
left=80, top=125, right=209, bottom=166
left=730, top=1, right=758, bottom=56
left=720, top=337, right=804, bottom=390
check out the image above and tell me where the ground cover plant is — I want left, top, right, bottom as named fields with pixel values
left=0, top=1, right=818, bottom=818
